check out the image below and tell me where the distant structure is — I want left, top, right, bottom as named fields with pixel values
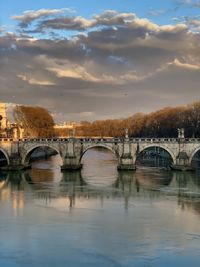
left=0, top=102, right=24, bottom=139
left=0, top=102, right=9, bottom=137
left=54, top=121, right=81, bottom=137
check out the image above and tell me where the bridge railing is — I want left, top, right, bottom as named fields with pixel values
left=1, top=137, right=200, bottom=143
left=129, top=138, right=179, bottom=142
left=0, top=138, right=14, bottom=142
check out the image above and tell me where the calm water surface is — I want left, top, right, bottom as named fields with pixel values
left=0, top=148, right=200, bottom=267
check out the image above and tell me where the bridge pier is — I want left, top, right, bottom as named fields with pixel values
left=1, top=153, right=30, bottom=171
left=117, top=155, right=136, bottom=171
left=61, top=156, right=82, bottom=171
left=171, top=132, right=194, bottom=171
left=117, top=129, right=136, bottom=171
left=61, top=139, right=82, bottom=171
left=171, top=151, right=194, bottom=171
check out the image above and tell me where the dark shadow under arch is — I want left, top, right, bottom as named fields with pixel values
left=23, top=145, right=63, bottom=166
left=136, top=146, right=173, bottom=168
left=191, top=148, right=200, bottom=169
left=0, top=149, right=9, bottom=167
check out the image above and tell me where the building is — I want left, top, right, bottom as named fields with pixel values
left=54, top=121, right=81, bottom=137
left=0, top=102, right=24, bottom=139
left=0, top=102, right=9, bottom=137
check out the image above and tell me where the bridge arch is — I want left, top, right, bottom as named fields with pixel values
left=137, top=145, right=176, bottom=166
left=189, top=146, right=200, bottom=164
left=80, top=144, right=118, bottom=163
left=22, top=144, right=63, bottom=165
left=0, top=148, right=10, bottom=165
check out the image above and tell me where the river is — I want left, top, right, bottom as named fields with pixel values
left=0, top=147, right=200, bottom=267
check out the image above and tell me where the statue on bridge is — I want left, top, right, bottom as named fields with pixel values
left=178, top=128, right=185, bottom=139
left=125, top=128, right=129, bottom=140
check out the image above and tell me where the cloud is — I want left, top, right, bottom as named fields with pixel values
left=12, top=9, right=159, bottom=34
left=17, top=74, right=55, bottom=85
left=12, top=37, right=87, bottom=61
left=183, top=16, right=200, bottom=31
left=4, top=11, right=200, bottom=74
left=47, top=66, right=99, bottom=82
left=35, top=10, right=137, bottom=32
left=14, top=9, right=138, bottom=33
left=35, top=16, right=93, bottom=32
left=170, top=58, right=200, bottom=69
left=148, top=9, right=167, bottom=17
left=12, top=8, right=71, bottom=28
left=37, top=16, right=93, bottom=31
left=179, top=0, right=200, bottom=8
left=1, top=9, right=200, bottom=121
left=93, top=10, right=136, bottom=26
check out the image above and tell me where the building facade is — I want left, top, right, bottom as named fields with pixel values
left=0, top=102, right=9, bottom=137
left=0, top=102, right=24, bottom=139
left=54, top=121, right=81, bottom=137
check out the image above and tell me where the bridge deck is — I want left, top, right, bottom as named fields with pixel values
left=1, top=137, right=200, bottom=143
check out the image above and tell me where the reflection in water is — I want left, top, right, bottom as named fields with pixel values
left=81, top=147, right=118, bottom=186
left=1, top=149, right=200, bottom=267
left=1, top=152, right=200, bottom=211
left=135, top=168, right=173, bottom=188
left=0, top=172, right=8, bottom=186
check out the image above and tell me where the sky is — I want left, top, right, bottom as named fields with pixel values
left=1, top=0, right=200, bottom=122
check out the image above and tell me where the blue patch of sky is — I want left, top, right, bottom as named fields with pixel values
left=108, top=55, right=126, bottom=64
left=107, top=55, right=134, bottom=69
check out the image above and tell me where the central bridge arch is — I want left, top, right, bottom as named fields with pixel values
left=80, top=144, right=119, bottom=163
left=80, top=144, right=119, bottom=186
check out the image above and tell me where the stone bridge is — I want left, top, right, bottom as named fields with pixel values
left=0, top=132, right=200, bottom=171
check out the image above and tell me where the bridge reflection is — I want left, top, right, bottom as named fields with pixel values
left=0, top=169, right=200, bottom=214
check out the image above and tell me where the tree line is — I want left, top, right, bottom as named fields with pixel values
left=13, top=101, right=200, bottom=138
left=77, top=102, right=200, bottom=138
